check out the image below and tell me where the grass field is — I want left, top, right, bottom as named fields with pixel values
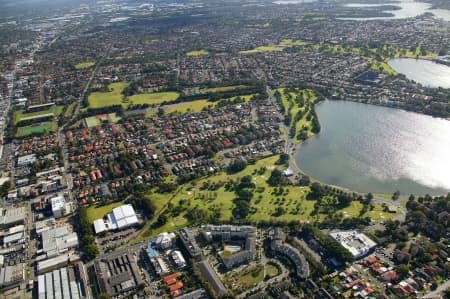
left=88, top=82, right=129, bottom=108
left=186, top=50, right=209, bottom=56
left=108, top=113, right=121, bottom=123
left=163, top=94, right=255, bottom=114
left=265, top=263, right=280, bottom=278
left=235, top=265, right=264, bottom=287
left=164, top=99, right=212, bottom=114
left=276, top=88, right=318, bottom=143
left=85, top=116, right=101, bottom=128
left=14, top=106, right=63, bottom=125
left=370, top=61, right=397, bottom=76
left=74, top=61, right=96, bottom=69
left=133, top=154, right=397, bottom=242
left=240, top=45, right=284, bottom=54
left=279, top=39, right=309, bottom=46
left=88, top=82, right=180, bottom=108
left=128, top=92, right=179, bottom=105
left=17, top=123, right=52, bottom=137
left=86, top=201, right=124, bottom=223
left=202, top=85, right=248, bottom=93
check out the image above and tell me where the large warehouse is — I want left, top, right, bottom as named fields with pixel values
left=93, top=204, right=139, bottom=235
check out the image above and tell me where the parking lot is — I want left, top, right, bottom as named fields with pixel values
left=96, top=227, right=138, bottom=252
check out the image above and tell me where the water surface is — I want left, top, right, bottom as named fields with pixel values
left=295, top=100, right=450, bottom=195
left=340, top=0, right=450, bottom=21
left=388, top=58, right=450, bottom=88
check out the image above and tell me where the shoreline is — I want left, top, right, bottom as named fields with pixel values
left=287, top=99, right=450, bottom=197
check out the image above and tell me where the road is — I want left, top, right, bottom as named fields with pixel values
left=421, top=279, right=450, bottom=298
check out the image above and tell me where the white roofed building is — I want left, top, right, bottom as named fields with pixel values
left=93, top=204, right=139, bottom=235
left=109, top=204, right=138, bottom=230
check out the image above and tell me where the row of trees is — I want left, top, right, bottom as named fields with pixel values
left=78, top=206, right=99, bottom=259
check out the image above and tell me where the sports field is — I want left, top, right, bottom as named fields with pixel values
left=17, top=123, right=52, bottom=137
left=128, top=92, right=179, bottom=105
left=186, top=50, right=209, bottom=56
left=240, top=45, right=284, bottom=54
left=88, top=82, right=180, bottom=108
left=74, top=61, right=96, bottom=69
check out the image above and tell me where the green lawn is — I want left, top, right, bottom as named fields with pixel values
left=86, top=201, right=124, bottom=223
left=128, top=92, right=179, bottom=105
left=85, top=116, right=101, bottom=128
left=164, top=99, right=212, bottom=114
left=74, top=61, right=96, bottom=69
left=17, top=123, right=52, bottom=137
left=202, top=85, right=248, bottom=93
left=133, top=154, right=397, bottom=243
left=236, top=265, right=265, bottom=287
left=370, top=60, right=397, bottom=76
left=14, top=106, right=63, bottom=125
left=186, top=50, right=209, bottom=56
left=88, top=82, right=129, bottom=108
left=240, top=45, right=284, bottom=54
left=88, top=82, right=180, bottom=108
left=163, top=95, right=254, bottom=114
left=265, top=263, right=280, bottom=278
left=279, top=39, right=309, bottom=46
left=275, top=88, right=318, bottom=143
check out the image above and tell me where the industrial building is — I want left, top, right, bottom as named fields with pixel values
left=51, top=196, right=74, bottom=218
left=93, top=249, right=144, bottom=297
left=37, top=263, right=88, bottom=299
left=37, top=254, right=81, bottom=275
left=329, top=231, right=377, bottom=260
left=93, top=204, right=139, bottom=234
left=0, top=263, right=25, bottom=289
left=0, top=206, right=26, bottom=229
left=40, top=224, right=79, bottom=258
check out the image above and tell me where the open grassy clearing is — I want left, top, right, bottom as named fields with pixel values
left=88, top=82, right=180, bottom=108
left=225, top=265, right=264, bottom=289
left=163, top=94, right=255, bottom=114
left=85, top=116, right=101, bottom=128
left=164, top=99, right=212, bottom=114
left=276, top=88, right=318, bottom=143
left=279, top=39, right=309, bottom=46
left=88, top=82, right=129, bottom=108
left=202, top=85, right=248, bottom=93
left=14, top=106, right=63, bottom=125
left=240, top=45, right=284, bottom=54
left=74, top=61, right=96, bottom=69
left=186, top=50, right=209, bottom=56
left=133, top=155, right=397, bottom=242
left=265, top=263, right=280, bottom=278
left=127, top=92, right=179, bottom=105
left=370, top=61, right=397, bottom=75
left=17, top=123, right=52, bottom=137
left=86, top=201, right=124, bottom=224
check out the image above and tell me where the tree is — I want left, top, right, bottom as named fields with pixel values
left=397, top=264, right=410, bottom=278
left=267, top=169, right=283, bottom=186
left=0, top=180, right=11, bottom=197
left=227, top=159, right=247, bottom=174
left=392, top=190, right=400, bottom=200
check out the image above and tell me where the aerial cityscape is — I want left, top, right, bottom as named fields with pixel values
left=0, top=0, right=449, bottom=298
